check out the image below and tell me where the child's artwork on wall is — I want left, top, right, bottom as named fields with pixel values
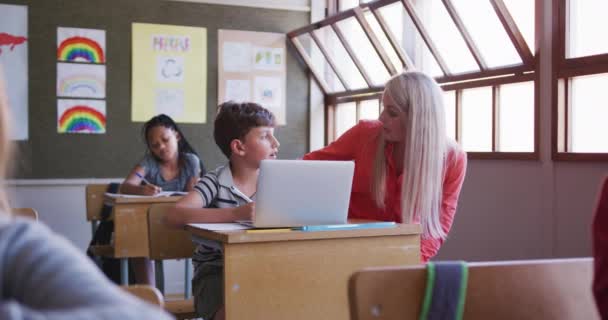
left=253, top=46, right=283, bottom=71
left=0, top=4, right=28, bottom=140
left=132, top=23, right=207, bottom=123
left=57, top=99, right=106, bottom=134
left=218, top=30, right=286, bottom=125
left=254, top=76, right=281, bottom=110
left=57, top=63, right=105, bottom=98
left=57, top=27, right=105, bottom=64
left=225, top=79, right=251, bottom=103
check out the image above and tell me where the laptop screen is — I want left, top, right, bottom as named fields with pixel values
left=253, top=160, right=354, bottom=228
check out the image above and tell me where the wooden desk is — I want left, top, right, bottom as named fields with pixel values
left=186, top=223, right=421, bottom=320
left=103, top=195, right=181, bottom=284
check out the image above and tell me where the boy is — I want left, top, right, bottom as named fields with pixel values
left=166, top=101, right=279, bottom=320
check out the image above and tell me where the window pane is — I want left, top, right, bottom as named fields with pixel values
left=313, top=26, right=368, bottom=89
left=503, top=0, right=535, bottom=52
left=570, top=73, right=608, bottom=152
left=443, top=90, right=456, bottom=141
left=296, top=33, right=346, bottom=93
left=364, top=11, right=404, bottom=72
left=378, top=2, right=442, bottom=77
left=498, top=81, right=534, bottom=152
left=359, top=99, right=380, bottom=120
left=451, top=0, right=521, bottom=67
left=336, top=102, right=357, bottom=138
left=336, top=17, right=391, bottom=85
left=461, top=87, right=492, bottom=151
left=567, top=0, right=608, bottom=58
left=339, top=0, right=359, bottom=12
left=414, top=0, right=479, bottom=74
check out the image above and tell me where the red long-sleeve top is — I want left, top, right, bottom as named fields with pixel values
left=303, top=120, right=467, bottom=262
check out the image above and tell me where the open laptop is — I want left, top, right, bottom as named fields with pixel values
left=240, top=159, right=354, bottom=228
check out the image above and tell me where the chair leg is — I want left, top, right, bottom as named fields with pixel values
left=90, top=221, right=98, bottom=237
left=155, top=260, right=165, bottom=294
left=184, top=258, right=192, bottom=299
left=120, top=258, right=129, bottom=285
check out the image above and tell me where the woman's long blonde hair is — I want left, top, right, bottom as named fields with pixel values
left=372, top=71, right=449, bottom=239
left=0, top=64, right=13, bottom=212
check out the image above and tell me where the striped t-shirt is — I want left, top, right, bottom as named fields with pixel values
left=191, top=163, right=254, bottom=273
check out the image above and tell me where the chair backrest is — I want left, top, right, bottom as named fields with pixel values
left=349, top=258, right=599, bottom=320
left=148, top=203, right=195, bottom=260
left=121, top=285, right=164, bottom=307
left=86, top=184, right=108, bottom=221
left=11, top=207, right=38, bottom=220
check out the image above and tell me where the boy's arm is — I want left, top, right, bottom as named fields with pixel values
left=166, top=193, right=254, bottom=227
left=165, top=173, right=254, bottom=227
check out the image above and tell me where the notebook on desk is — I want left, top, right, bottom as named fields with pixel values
left=238, top=159, right=355, bottom=228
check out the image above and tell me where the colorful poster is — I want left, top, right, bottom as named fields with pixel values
left=0, top=4, right=28, bottom=140
left=253, top=47, right=283, bottom=71
left=57, top=63, right=105, bottom=98
left=57, top=99, right=106, bottom=134
left=132, top=23, right=207, bottom=123
left=57, top=27, right=106, bottom=64
left=218, top=30, right=286, bottom=125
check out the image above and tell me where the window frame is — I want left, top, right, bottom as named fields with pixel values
left=552, top=0, right=608, bottom=161
left=288, top=0, right=541, bottom=160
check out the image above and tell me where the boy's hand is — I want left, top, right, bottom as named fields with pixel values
left=142, top=184, right=162, bottom=195
left=234, top=202, right=255, bottom=221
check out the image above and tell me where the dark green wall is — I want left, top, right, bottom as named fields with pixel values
left=6, top=0, right=309, bottom=178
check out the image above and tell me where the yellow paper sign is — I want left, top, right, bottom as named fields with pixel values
left=131, top=23, right=207, bottom=123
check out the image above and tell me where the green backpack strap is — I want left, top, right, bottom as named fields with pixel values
left=419, top=261, right=468, bottom=320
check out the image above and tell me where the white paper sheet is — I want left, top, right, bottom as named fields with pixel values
left=105, top=191, right=187, bottom=199
left=188, top=223, right=251, bottom=231
left=224, top=79, right=251, bottom=102
left=222, top=41, right=252, bottom=72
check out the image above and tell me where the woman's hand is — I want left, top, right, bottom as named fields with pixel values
left=233, top=202, right=255, bottom=221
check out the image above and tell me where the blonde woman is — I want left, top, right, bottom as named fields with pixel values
left=304, top=71, right=467, bottom=262
left=0, top=66, right=173, bottom=319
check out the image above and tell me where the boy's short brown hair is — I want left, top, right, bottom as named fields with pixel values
left=214, top=101, right=276, bottom=158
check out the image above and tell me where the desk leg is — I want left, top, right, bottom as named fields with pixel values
left=120, top=258, right=129, bottom=285
left=155, top=260, right=165, bottom=294
left=184, top=258, right=192, bottom=299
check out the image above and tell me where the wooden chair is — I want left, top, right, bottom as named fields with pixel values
left=86, top=184, right=108, bottom=236
left=11, top=207, right=38, bottom=220
left=121, top=285, right=164, bottom=307
left=349, top=258, right=599, bottom=320
left=148, top=203, right=197, bottom=319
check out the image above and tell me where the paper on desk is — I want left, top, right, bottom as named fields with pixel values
left=105, top=191, right=187, bottom=198
left=188, top=223, right=251, bottom=231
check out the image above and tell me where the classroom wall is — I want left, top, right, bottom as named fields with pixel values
left=435, top=0, right=608, bottom=261
left=6, top=0, right=310, bottom=179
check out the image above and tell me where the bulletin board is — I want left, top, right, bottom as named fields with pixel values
left=218, top=29, right=287, bottom=125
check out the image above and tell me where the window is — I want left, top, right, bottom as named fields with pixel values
left=289, top=0, right=538, bottom=158
left=554, top=0, right=608, bottom=160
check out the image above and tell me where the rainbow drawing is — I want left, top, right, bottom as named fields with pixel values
left=57, top=36, right=105, bottom=63
left=57, top=63, right=105, bottom=98
left=57, top=74, right=105, bottom=98
left=57, top=100, right=106, bottom=134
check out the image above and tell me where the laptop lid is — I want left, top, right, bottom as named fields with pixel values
left=253, top=159, right=354, bottom=228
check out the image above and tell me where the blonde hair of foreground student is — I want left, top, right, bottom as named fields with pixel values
left=372, top=71, right=451, bottom=240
